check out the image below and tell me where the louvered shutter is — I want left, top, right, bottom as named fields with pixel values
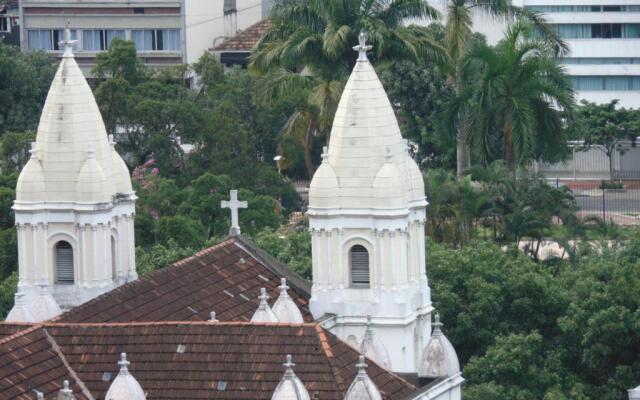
left=55, top=242, right=74, bottom=284
left=350, top=245, right=370, bottom=288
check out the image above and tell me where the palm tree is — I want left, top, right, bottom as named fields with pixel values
left=461, top=19, right=575, bottom=172
left=250, top=0, right=445, bottom=178
left=438, top=0, right=566, bottom=177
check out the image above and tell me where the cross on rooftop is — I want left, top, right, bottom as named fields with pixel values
left=58, top=24, right=78, bottom=57
left=221, top=189, right=247, bottom=235
left=353, top=31, right=372, bottom=62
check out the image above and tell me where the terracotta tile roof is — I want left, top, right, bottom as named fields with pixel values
left=0, top=325, right=88, bottom=399
left=0, top=322, right=417, bottom=400
left=58, top=236, right=312, bottom=324
left=0, top=322, right=34, bottom=341
left=212, top=19, right=272, bottom=52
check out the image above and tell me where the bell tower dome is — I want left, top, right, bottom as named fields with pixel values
left=307, top=33, right=432, bottom=374
left=6, top=29, right=137, bottom=321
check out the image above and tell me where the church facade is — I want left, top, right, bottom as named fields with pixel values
left=0, top=30, right=473, bottom=400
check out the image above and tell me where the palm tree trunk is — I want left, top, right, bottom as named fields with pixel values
left=503, top=123, right=514, bottom=172
left=456, top=133, right=468, bottom=178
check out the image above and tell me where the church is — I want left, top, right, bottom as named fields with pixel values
left=0, top=30, right=465, bottom=399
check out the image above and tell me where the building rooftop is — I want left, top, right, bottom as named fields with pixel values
left=57, top=235, right=312, bottom=324
left=212, top=19, right=272, bottom=52
left=0, top=322, right=416, bottom=399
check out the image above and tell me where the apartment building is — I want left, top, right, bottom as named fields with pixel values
left=18, top=1, right=272, bottom=76
left=430, top=0, right=640, bottom=108
left=0, top=0, right=19, bottom=45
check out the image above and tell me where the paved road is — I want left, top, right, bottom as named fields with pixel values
left=573, top=190, right=640, bottom=213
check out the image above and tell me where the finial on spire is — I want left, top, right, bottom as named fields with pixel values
left=59, top=380, right=73, bottom=399
left=118, top=352, right=130, bottom=373
left=209, top=311, right=218, bottom=322
left=356, top=355, right=368, bottom=375
left=258, top=287, right=269, bottom=307
left=59, top=20, right=77, bottom=58
left=353, top=31, right=372, bottom=62
left=433, top=312, right=443, bottom=333
left=29, top=142, right=37, bottom=159
left=279, top=278, right=289, bottom=297
left=283, top=354, right=295, bottom=376
left=321, top=146, right=329, bottom=164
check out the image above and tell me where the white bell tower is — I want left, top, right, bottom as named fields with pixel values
left=6, top=29, right=136, bottom=321
left=307, top=33, right=432, bottom=374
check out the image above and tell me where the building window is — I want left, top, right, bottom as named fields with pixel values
left=55, top=241, right=74, bottom=284
left=132, top=29, right=180, bottom=51
left=350, top=245, right=370, bottom=288
left=570, top=76, right=640, bottom=91
left=83, top=29, right=105, bottom=51
left=27, top=29, right=78, bottom=51
left=528, top=5, right=640, bottom=12
left=552, top=24, right=640, bottom=39
left=0, top=17, right=8, bottom=33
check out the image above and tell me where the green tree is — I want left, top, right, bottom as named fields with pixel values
left=380, top=26, right=456, bottom=170
left=438, top=1, right=565, bottom=176
left=574, top=99, right=640, bottom=180
left=461, top=20, right=575, bottom=171
left=0, top=41, right=55, bottom=135
left=251, top=0, right=444, bottom=177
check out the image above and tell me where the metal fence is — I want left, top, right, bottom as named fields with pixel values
left=535, top=141, right=640, bottom=181
left=547, top=178, right=640, bottom=225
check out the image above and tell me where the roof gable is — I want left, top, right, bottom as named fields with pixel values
left=58, top=236, right=312, bottom=324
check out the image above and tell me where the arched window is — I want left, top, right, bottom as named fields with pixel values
left=350, top=245, right=370, bottom=288
left=55, top=241, right=74, bottom=284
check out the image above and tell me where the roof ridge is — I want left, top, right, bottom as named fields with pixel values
left=56, top=237, right=238, bottom=321
left=232, top=235, right=311, bottom=296
left=314, top=324, right=348, bottom=394
left=43, top=328, right=95, bottom=400
left=0, top=322, right=43, bottom=345
left=42, top=321, right=319, bottom=328
left=313, top=325, right=418, bottom=396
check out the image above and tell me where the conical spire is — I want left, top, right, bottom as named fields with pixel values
left=344, top=356, right=383, bottom=400
left=105, top=353, right=146, bottom=400
left=30, top=284, right=62, bottom=322
left=359, top=316, right=391, bottom=370
left=271, top=355, right=310, bottom=400
left=251, top=288, right=279, bottom=322
left=418, top=313, right=460, bottom=379
left=308, top=30, right=425, bottom=211
left=5, top=291, right=35, bottom=322
left=14, top=22, right=133, bottom=206
left=272, top=278, right=304, bottom=323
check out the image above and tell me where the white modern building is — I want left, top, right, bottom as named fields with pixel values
left=429, top=0, right=640, bottom=108
left=18, top=0, right=273, bottom=75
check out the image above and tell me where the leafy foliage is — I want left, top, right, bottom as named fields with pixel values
left=574, top=100, right=640, bottom=180
left=251, top=0, right=445, bottom=178
left=430, top=238, right=640, bottom=399
left=458, top=20, right=574, bottom=170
